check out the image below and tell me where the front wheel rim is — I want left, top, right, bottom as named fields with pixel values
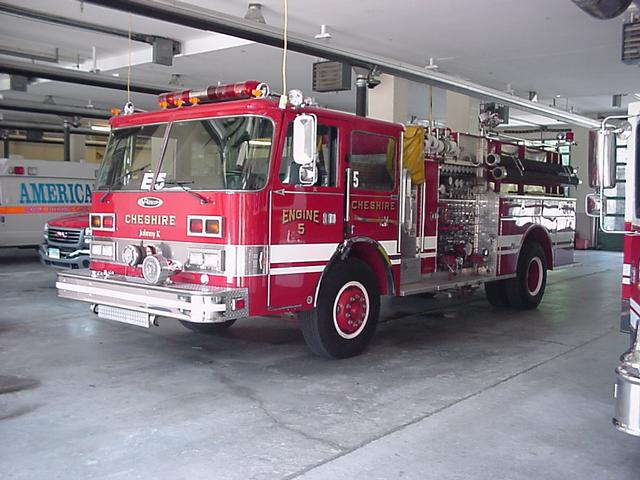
left=526, top=257, right=544, bottom=296
left=333, top=281, right=370, bottom=339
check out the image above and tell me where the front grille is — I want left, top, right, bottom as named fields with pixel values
left=47, top=227, right=82, bottom=246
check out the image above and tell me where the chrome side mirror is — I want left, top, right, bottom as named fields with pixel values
left=585, top=193, right=602, bottom=218
left=597, top=128, right=617, bottom=189
left=292, top=114, right=317, bottom=166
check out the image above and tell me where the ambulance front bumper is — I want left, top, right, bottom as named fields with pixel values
left=56, top=269, right=249, bottom=324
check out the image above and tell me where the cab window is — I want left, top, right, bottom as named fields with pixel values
left=279, top=122, right=338, bottom=187
left=350, top=131, right=396, bottom=191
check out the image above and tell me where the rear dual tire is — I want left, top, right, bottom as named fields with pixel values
left=485, top=241, right=547, bottom=310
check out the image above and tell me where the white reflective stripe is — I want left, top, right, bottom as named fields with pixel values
left=623, top=277, right=631, bottom=285
left=631, top=298, right=640, bottom=314
left=497, top=235, right=522, bottom=248
left=270, top=265, right=326, bottom=276
left=423, top=236, right=437, bottom=250
left=270, top=243, right=338, bottom=264
left=379, top=240, right=399, bottom=256
left=390, top=258, right=401, bottom=265
left=499, top=248, right=519, bottom=255
left=420, top=252, right=437, bottom=259
left=553, top=231, right=575, bottom=243
left=623, top=264, right=632, bottom=276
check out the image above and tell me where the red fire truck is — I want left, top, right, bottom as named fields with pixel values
left=56, top=81, right=578, bottom=359
left=589, top=101, right=640, bottom=436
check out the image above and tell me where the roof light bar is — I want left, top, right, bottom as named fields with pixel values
left=158, top=80, right=269, bottom=109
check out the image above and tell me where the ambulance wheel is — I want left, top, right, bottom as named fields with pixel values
left=484, top=280, right=509, bottom=307
left=179, top=320, right=236, bottom=333
left=300, top=258, right=380, bottom=359
left=505, top=241, right=547, bottom=310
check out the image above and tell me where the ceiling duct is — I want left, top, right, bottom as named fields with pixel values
left=570, top=0, right=636, bottom=19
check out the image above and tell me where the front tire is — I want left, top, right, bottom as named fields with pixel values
left=505, top=241, right=547, bottom=310
left=300, top=258, right=380, bottom=359
left=179, top=319, right=236, bottom=333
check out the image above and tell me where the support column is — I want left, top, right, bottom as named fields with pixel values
left=69, top=134, right=86, bottom=162
left=367, top=74, right=408, bottom=123
left=63, top=120, right=70, bottom=162
left=445, top=91, right=480, bottom=134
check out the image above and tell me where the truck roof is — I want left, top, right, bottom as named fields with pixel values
left=110, top=97, right=404, bottom=134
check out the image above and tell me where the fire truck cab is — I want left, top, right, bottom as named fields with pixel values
left=57, top=81, right=578, bottom=359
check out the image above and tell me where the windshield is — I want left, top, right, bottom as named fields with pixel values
left=96, top=124, right=164, bottom=191
left=96, top=116, right=274, bottom=191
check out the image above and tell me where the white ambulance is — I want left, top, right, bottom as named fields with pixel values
left=0, top=158, right=97, bottom=248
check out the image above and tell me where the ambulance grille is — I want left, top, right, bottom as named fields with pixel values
left=48, top=227, right=82, bottom=245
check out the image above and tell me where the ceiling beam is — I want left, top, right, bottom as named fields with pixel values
left=0, top=58, right=171, bottom=95
left=0, top=98, right=112, bottom=119
left=82, top=0, right=601, bottom=129
left=0, top=1, right=180, bottom=55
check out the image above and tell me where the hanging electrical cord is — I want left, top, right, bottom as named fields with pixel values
left=127, top=12, right=132, bottom=104
left=281, top=0, right=288, bottom=96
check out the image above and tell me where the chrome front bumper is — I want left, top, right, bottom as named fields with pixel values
left=56, top=269, right=249, bottom=323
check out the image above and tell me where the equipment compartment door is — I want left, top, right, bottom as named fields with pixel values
left=268, top=116, right=346, bottom=310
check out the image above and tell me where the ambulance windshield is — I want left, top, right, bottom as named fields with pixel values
left=96, top=116, right=274, bottom=192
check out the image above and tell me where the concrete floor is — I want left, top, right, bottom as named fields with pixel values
left=0, top=249, right=639, bottom=479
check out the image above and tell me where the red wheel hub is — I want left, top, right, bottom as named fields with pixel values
left=334, top=283, right=369, bottom=337
left=527, top=258, right=543, bottom=295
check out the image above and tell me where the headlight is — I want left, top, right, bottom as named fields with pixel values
left=84, top=227, right=92, bottom=237
left=43, top=223, right=49, bottom=239
left=188, top=250, right=224, bottom=272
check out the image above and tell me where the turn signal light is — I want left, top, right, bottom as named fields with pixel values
left=91, top=213, right=115, bottom=231
left=187, top=215, right=222, bottom=238
left=205, top=219, right=220, bottom=235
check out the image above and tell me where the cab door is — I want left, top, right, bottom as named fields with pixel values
left=268, top=114, right=346, bottom=310
left=346, top=129, right=401, bottom=261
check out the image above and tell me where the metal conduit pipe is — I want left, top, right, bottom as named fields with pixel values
left=0, top=98, right=112, bottom=120
left=0, top=58, right=171, bottom=95
left=355, top=75, right=367, bottom=117
left=0, top=121, right=109, bottom=136
left=82, top=0, right=602, bottom=129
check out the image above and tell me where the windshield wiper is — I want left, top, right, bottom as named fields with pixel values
left=99, top=164, right=151, bottom=202
left=163, top=180, right=210, bottom=204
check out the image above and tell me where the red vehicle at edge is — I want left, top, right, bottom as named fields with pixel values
left=40, top=213, right=91, bottom=269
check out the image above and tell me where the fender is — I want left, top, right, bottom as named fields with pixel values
left=519, top=224, right=554, bottom=269
left=312, top=236, right=396, bottom=307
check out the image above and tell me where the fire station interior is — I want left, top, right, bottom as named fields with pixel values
left=1, top=1, right=640, bottom=478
